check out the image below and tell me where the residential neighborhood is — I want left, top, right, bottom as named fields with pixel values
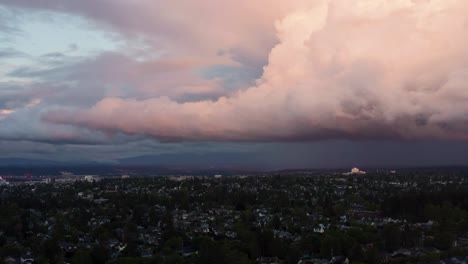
left=1, top=170, right=468, bottom=263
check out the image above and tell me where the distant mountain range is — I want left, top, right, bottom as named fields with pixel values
left=0, top=152, right=264, bottom=168
left=0, top=158, right=80, bottom=167
left=0, top=154, right=264, bottom=176
left=117, top=152, right=266, bottom=169
left=2, top=155, right=468, bottom=176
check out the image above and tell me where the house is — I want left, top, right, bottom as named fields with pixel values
left=391, top=248, right=411, bottom=258
left=3, top=257, right=17, bottom=264
left=139, top=247, right=153, bottom=258
left=313, top=224, right=329, bottom=233
left=438, top=255, right=468, bottom=264
left=297, top=256, right=328, bottom=264
left=20, top=253, right=34, bottom=264
left=329, top=256, right=349, bottom=264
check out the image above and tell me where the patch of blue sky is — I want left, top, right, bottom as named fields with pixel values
left=0, top=5, right=121, bottom=58
left=0, top=5, right=123, bottom=82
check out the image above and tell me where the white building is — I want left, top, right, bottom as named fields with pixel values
left=84, top=175, right=100, bottom=182
left=351, top=167, right=366, bottom=175
left=0, top=176, right=9, bottom=186
left=343, top=167, right=366, bottom=175
left=44, top=177, right=55, bottom=184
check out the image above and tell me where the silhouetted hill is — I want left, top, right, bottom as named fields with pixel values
left=118, top=152, right=267, bottom=170
left=0, top=158, right=68, bottom=167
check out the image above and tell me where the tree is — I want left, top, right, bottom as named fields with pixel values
left=72, top=250, right=93, bottom=264
left=121, top=242, right=139, bottom=257
left=162, top=236, right=183, bottom=254
left=320, top=235, right=339, bottom=258
left=91, top=245, right=110, bottom=264
left=434, top=232, right=455, bottom=250
left=349, top=244, right=365, bottom=262
left=272, top=215, right=281, bottom=229
left=39, top=238, right=62, bottom=264
left=365, top=246, right=380, bottom=264
left=195, top=240, right=225, bottom=264
left=163, top=253, right=185, bottom=264
left=382, top=224, right=401, bottom=252
left=299, top=234, right=321, bottom=254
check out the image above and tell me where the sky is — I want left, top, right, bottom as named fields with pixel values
left=1, top=0, right=468, bottom=169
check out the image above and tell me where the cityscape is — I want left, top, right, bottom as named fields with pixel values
left=1, top=167, right=468, bottom=263
left=2, top=0, right=468, bottom=263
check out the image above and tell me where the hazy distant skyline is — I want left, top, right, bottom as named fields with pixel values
left=1, top=0, right=468, bottom=168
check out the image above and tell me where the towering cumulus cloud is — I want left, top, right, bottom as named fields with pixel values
left=46, top=0, right=468, bottom=142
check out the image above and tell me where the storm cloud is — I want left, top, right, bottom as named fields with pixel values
left=44, top=0, right=468, bottom=142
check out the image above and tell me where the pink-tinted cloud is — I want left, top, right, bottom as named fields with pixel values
left=44, top=0, right=468, bottom=142
left=1, top=0, right=313, bottom=67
